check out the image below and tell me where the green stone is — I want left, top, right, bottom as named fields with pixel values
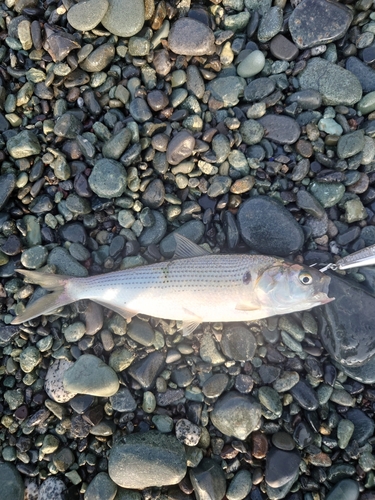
left=309, top=181, right=345, bottom=208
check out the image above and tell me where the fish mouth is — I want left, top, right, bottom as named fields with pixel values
left=313, top=276, right=334, bottom=304
left=313, top=292, right=335, bottom=305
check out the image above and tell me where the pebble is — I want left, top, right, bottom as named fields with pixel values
left=270, top=34, right=299, bottom=61
left=127, top=351, right=165, bottom=389
left=210, top=391, right=261, bottom=440
left=202, top=373, right=229, bottom=398
left=299, top=58, right=362, bottom=106
left=6, top=130, right=41, bottom=158
left=346, top=56, right=375, bottom=93
left=290, top=380, right=319, bottom=410
left=337, top=130, right=365, bottom=159
left=0, top=463, right=24, bottom=500
left=237, top=50, right=266, bottom=78
left=84, top=472, right=117, bottom=500
left=168, top=18, right=215, bottom=56
left=220, top=324, right=257, bottom=361
left=127, top=317, right=155, bottom=346
left=175, top=418, right=201, bottom=446
left=258, top=6, right=283, bottom=43
left=265, top=448, right=301, bottom=488
left=79, top=43, right=115, bottom=72
left=237, top=196, right=304, bottom=256
left=258, top=115, right=301, bottom=144
left=226, top=470, right=252, bottom=500
left=44, top=360, right=76, bottom=403
left=189, top=458, right=226, bottom=500
left=108, top=432, right=186, bottom=488
left=38, top=477, right=67, bottom=500
left=0, top=173, right=16, bottom=211
left=325, top=479, right=359, bottom=500
left=166, top=130, right=195, bottom=165
left=289, top=0, right=353, bottom=49
left=110, top=387, right=137, bottom=412
left=67, top=0, right=109, bottom=31
left=101, top=0, right=144, bottom=37
left=63, top=354, right=119, bottom=397
left=207, top=76, right=245, bottom=107
left=88, top=159, right=127, bottom=197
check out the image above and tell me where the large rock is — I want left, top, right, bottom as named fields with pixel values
left=168, top=18, right=215, bottom=56
left=0, top=463, right=24, bottom=500
left=289, top=0, right=353, bottom=49
left=101, top=0, right=144, bottom=36
left=237, top=196, right=304, bottom=256
left=299, top=58, right=362, bottom=106
left=108, top=432, right=187, bottom=488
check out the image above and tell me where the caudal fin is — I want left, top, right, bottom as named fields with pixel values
left=11, top=270, right=74, bottom=325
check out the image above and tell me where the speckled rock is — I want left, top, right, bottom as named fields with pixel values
left=44, top=359, right=76, bottom=403
left=299, top=58, right=362, bottom=106
left=168, top=18, right=215, bottom=56
left=88, top=158, right=127, bottom=198
left=67, top=0, right=109, bottom=31
left=108, top=432, right=186, bottom=488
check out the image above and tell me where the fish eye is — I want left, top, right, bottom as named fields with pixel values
left=299, top=272, right=313, bottom=285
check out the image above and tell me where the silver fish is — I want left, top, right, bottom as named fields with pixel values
left=11, top=235, right=333, bottom=335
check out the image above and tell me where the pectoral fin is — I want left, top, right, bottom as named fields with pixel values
left=180, top=307, right=202, bottom=336
left=235, top=301, right=262, bottom=312
left=92, top=300, right=138, bottom=321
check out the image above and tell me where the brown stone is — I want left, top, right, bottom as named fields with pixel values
left=251, top=431, right=268, bottom=459
left=270, top=34, right=299, bottom=61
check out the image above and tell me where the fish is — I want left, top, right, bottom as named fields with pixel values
left=11, top=234, right=333, bottom=335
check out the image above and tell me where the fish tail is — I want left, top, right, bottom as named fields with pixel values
left=11, top=270, right=76, bottom=325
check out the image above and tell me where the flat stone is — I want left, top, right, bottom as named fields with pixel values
left=0, top=463, right=24, bottom=500
left=89, top=158, right=127, bottom=198
left=101, top=0, right=144, bottom=37
left=207, top=76, right=245, bottom=108
left=285, top=89, right=322, bottom=110
left=63, top=354, right=119, bottom=397
left=290, top=380, right=319, bottom=410
left=84, top=472, right=117, bottom=500
left=345, top=408, right=375, bottom=446
left=337, top=130, right=365, bottom=159
left=237, top=196, right=304, bottom=256
left=289, top=0, right=353, bottom=49
left=127, top=351, right=165, bottom=389
left=159, top=220, right=205, bottom=258
left=326, top=479, right=359, bottom=500
left=309, top=181, right=345, bottom=208
left=299, top=58, right=362, bottom=106
left=168, top=18, right=215, bottom=56
left=38, top=477, right=67, bottom=500
left=346, top=56, right=375, bottom=93
left=244, top=77, right=276, bottom=102
left=226, top=469, right=252, bottom=500
left=270, top=34, right=299, bottom=61
left=220, top=324, right=257, bottom=361
left=265, top=448, right=301, bottom=488
left=108, top=432, right=186, bottom=488
left=67, top=0, right=109, bottom=31
left=110, top=387, right=137, bottom=412
left=257, top=6, right=283, bottom=43
left=258, top=115, right=300, bottom=144
left=47, top=246, right=88, bottom=277
left=190, top=458, right=226, bottom=500
left=210, top=391, right=262, bottom=440
left=166, top=130, right=195, bottom=166
left=7, top=130, right=41, bottom=158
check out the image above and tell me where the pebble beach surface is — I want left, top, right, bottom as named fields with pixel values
left=1, top=0, right=375, bottom=499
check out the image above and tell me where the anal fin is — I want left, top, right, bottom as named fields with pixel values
left=180, top=307, right=202, bottom=336
left=92, top=300, right=138, bottom=321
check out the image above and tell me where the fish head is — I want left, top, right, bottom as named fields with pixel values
left=256, top=261, right=334, bottom=313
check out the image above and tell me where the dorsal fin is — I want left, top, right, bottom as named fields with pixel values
left=173, top=234, right=209, bottom=259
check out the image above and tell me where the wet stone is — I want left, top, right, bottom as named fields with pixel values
left=54, top=113, right=83, bottom=139
left=325, top=479, right=359, bottom=500
left=258, top=115, right=301, bottom=145
left=127, top=351, right=165, bottom=389
left=272, top=432, right=295, bottom=451
left=48, top=247, right=88, bottom=276
left=237, top=196, right=304, bottom=256
left=289, top=0, right=353, bottom=49
left=244, top=77, right=276, bottom=102
left=290, top=380, right=319, bottom=410
left=110, top=387, right=137, bottom=412
left=84, top=472, right=117, bottom=500
left=226, top=469, right=252, bottom=500
left=127, top=317, right=155, bottom=346
left=175, top=418, right=201, bottom=446
left=202, top=373, right=229, bottom=398
left=0, top=173, right=16, bottom=211
left=0, top=463, right=24, bottom=500
left=285, top=90, right=322, bottom=110
left=346, top=56, right=375, bottom=93
left=296, top=190, right=325, bottom=218
left=265, top=448, right=301, bottom=488
left=299, top=58, right=362, bottom=106
left=108, top=432, right=186, bottom=488
left=102, top=128, right=132, bottom=160
left=129, top=98, right=152, bottom=123
left=337, top=130, right=365, bottom=159
left=270, top=34, right=299, bottom=61
left=309, top=181, right=345, bottom=208
left=168, top=18, right=215, bottom=56
left=210, top=391, right=262, bottom=440
left=237, top=50, right=266, bottom=78
left=141, top=179, right=165, bottom=209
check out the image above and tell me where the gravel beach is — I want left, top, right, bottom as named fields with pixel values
left=1, top=0, right=375, bottom=499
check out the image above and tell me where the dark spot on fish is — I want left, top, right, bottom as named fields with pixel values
left=243, top=271, right=251, bottom=285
